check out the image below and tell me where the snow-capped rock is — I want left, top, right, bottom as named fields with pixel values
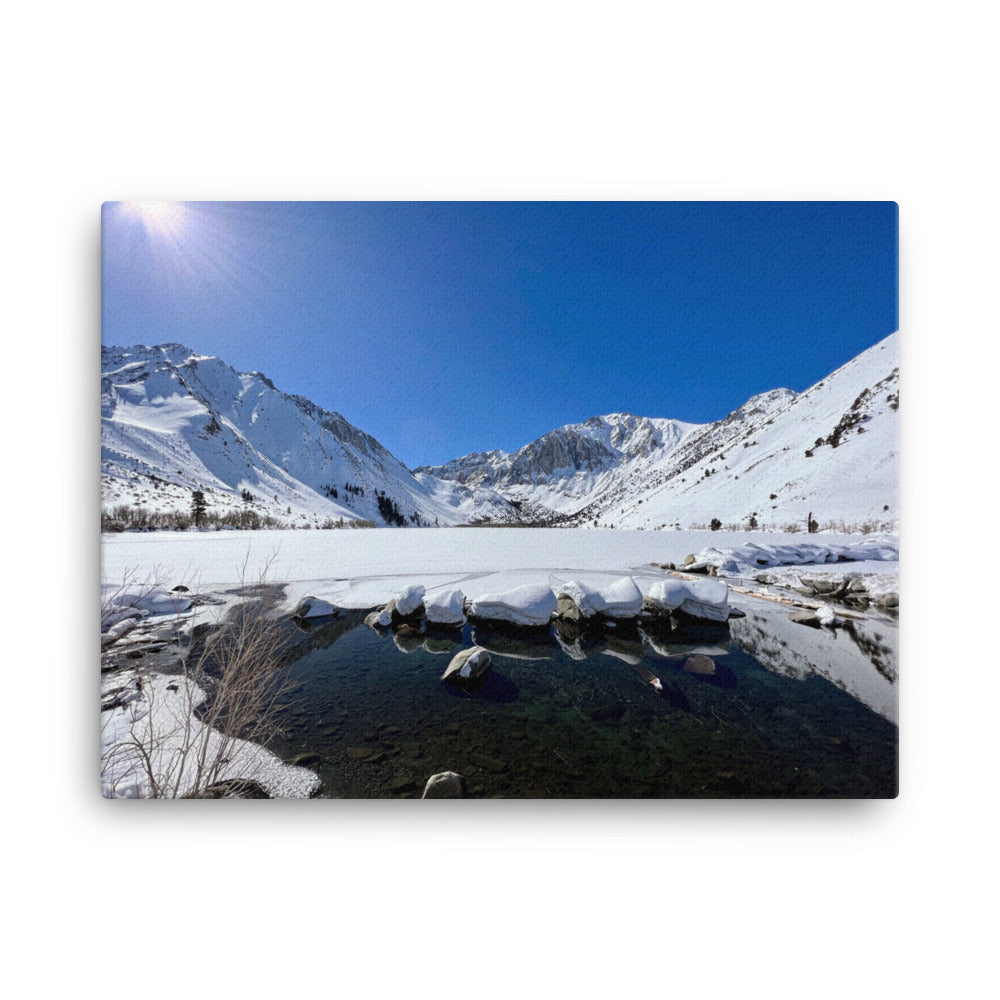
left=393, top=584, right=425, bottom=617
left=440, top=646, right=491, bottom=691
left=555, top=577, right=644, bottom=619
left=467, top=582, right=557, bottom=627
left=291, top=596, right=337, bottom=619
left=645, top=577, right=730, bottom=622
left=424, top=587, right=467, bottom=626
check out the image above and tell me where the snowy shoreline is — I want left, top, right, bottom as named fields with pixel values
left=101, top=527, right=898, bottom=798
left=102, top=526, right=898, bottom=615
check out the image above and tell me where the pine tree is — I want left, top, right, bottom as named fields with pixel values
left=191, top=489, right=208, bottom=527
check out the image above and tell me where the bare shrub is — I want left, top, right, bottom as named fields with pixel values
left=101, top=565, right=305, bottom=798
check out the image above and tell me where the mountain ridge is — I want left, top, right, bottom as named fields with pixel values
left=101, top=334, right=898, bottom=531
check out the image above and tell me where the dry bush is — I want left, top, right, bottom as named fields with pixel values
left=101, top=564, right=301, bottom=798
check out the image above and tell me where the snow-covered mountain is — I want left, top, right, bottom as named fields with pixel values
left=101, top=344, right=515, bottom=528
left=422, top=332, right=899, bottom=532
left=102, top=333, right=898, bottom=533
left=416, top=412, right=704, bottom=518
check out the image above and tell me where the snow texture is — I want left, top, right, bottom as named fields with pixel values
left=100, top=671, right=320, bottom=799
left=646, top=577, right=730, bottom=622
left=468, top=581, right=558, bottom=627
left=424, top=587, right=467, bottom=625
left=556, top=576, right=644, bottom=618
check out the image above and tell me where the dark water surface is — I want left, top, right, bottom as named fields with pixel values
left=263, top=609, right=897, bottom=798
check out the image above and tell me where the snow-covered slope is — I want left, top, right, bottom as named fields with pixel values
left=102, top=334, right=898, bottom=533
left=417, top=412, right=703, bottom=518
left=101, top=344, right=514, bottom=528
left=424, top=333, right=899, bottom=531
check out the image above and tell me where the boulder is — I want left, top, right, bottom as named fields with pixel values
left=468, top=582, right=557, bottom=627
left=394, top=584, right=426, bottom=618
left=422, top=771, right=465, bottom=798
left=797, top=575, right=844, bottom=596
left=555, top=594, right=586, bottom=622
left=554, top=577, right=643, bottom=620
left=292, top=595, right=336, bottom=619
left=788, top=609, right=822, bottom=628
left=683, top=654, right=716, bottom=676
left=646, top=577, right=730, bottom=622
left=441, top=646, right=491, bottom=691
left=424, top=587, right=467, bottom=627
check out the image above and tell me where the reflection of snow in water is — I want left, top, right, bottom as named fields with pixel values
left=728, top=595, right=898, bottom=724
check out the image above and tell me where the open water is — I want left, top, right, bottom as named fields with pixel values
left=259, top=604, right=898, bottom=798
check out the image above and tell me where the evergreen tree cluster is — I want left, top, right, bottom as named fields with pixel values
left=376, top=492, right=406, bottom=526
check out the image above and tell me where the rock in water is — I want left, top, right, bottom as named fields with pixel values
left=292, top=596, right=336, bottom=619
left=468, top=582, right=557, bottom=627
left=683, top=654, right=716, bottom=676
left=422, top=771, right=465, bottom=798
left=394, top=584, right=426, bottom=618
left=424, top=587, right=467, bottom=626
left=788, top=609, right=819, bottom=627
left=441, top=646, right=491, bottom=692
left=364, top=610, right=386, bottom=630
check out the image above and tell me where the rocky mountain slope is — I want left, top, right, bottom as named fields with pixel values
left=423, top=332, right=899, bottom=531
left=101, top=344, right=515, bottom=528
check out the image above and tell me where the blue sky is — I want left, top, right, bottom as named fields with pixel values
left=102, top=201, right=897, bottom=468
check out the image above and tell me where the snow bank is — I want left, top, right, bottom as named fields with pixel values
left=468, top=581, right=557, bottom=627
left=106, top=585, right=192, bottom=619
left=101, top=671, right=320, bottom=799
left=691, top=537, right=899, bottom=577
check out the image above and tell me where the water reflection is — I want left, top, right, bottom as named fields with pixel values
left=727, top=598, right=898, bottom=723
left=262, top=593, right=897, bottom=798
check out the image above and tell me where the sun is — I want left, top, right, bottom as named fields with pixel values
left=123, top=200, right=187, bottom=236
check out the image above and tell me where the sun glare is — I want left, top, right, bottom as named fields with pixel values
left=124, top=200, right=187, bottom=236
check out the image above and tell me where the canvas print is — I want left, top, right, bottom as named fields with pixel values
left=100, top=201, right=899, bottom=799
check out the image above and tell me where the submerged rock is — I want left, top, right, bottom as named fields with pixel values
left=589, top=701, right=626, bottom=722
left=422, top=771, right=465, bottom=798
left=682, top=654, right=716, bottom=676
